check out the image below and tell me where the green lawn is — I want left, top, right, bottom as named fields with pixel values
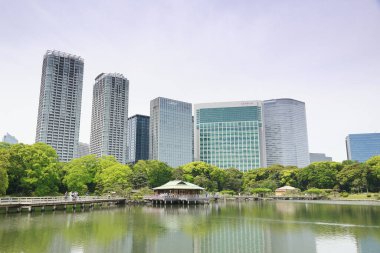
left=329, top=192, right=380, bottom=200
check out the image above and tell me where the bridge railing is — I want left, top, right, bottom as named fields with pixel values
left=0, top=196, right=123, bottom=204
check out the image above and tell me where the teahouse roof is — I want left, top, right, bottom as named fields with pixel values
left=153, top=180, right=204, bottom=191
left=275, top=186, right=297, bottom=191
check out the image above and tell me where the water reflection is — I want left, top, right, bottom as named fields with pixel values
left=0, top=201, right=379, bottom=253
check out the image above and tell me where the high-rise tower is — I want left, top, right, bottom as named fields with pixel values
left=149, top=97, right=192, bottom=167
left=346, top=133, right=380, bottom=162
left=35, top=50, right=84, bottom=162
left=194, top=101, right=266, bottom=172
left=263, top=98, right=310, bottom=168
left=127, top=114, right=150, bottom=164
left=90, top=73, right=129, bottom=163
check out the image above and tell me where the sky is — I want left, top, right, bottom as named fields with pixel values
left=0, top=0, right=380, bottom=162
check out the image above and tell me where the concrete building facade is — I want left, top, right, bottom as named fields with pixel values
left=35, top=50, right=84, bottom=162
left=76, top=142, right=90, bottom=158
left=2, top=133, right=18, bottom=144
left=90, top=73, right=129, bottom=163
left=263, top=98, right=310, bottom=168
left=309, top=153, right=332, bottom=163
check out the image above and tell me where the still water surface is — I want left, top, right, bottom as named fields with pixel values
left=0, top=201, right=379, bottom=253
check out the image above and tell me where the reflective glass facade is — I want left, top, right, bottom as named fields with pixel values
left=194, top=101, right=266, bottom=172
left=346, top=133, right=380, bottom=162
left=127, top=114, right=150, bottom=163
left=263, top=99, right=310, bottom=168
left=35, top=50, right=84, bottom=162
left=149, top=97, right=193, bottom=167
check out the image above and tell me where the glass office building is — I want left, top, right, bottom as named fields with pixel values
left=346, top=133, right=380, bottom=162
left=149, top=97, right=193, bottom=167
left=194, top=101, right=266, bottom=172
left=90, top=73, right=129, bottom=164
left=263, top=99, right=310, bottom=168
left=127, top=114, right=150, bottom=163
left=35, top=50, right=84, bottom=162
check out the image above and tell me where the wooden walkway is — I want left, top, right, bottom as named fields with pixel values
left=0, top=196, right=127, bottom=213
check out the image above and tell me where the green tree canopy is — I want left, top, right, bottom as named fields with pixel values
left=298, top=162, right=343, bottom=190
left=223, top=168, right=243, bottom=192
left=133, top=160, right=173, bottom=188
left=180, top=161, right=225, bottom=192
left=63, top=155, right=101, bottom=194
left=95, top=164, right=133, bottom=195
left=337, top=163, right=370, bottom=193
left=4, top=143, right=60, bottom=196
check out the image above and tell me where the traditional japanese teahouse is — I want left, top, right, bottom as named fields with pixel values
left=144, top=180, right=208, bottom=205
left=153, top=180, right=204, bottom=195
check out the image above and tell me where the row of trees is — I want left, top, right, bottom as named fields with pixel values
left=0, top=142, right=379, bottom=196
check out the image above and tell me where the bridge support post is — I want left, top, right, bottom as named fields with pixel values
left=28, top=206, right=32, bottom=212
left=52, top=205, right=56, bottom=211
left=41, top=206, right=45, bottom=212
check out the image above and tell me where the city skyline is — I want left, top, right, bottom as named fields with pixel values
left=1, top=1, right=380, bottom=162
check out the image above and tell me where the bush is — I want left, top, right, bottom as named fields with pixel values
left=220, top=190, right=235, bottom=196
left=341, top=192, right=349, bottom=198
left=305, top=188, right=325, bottom=195
left=367, top=194, right=372, bottom=198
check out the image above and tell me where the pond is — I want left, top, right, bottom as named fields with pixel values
left=0, top=200, right=379, bottom=253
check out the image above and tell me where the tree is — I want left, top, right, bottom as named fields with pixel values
left=279, top=167, right=300, bottom=188
left=223, top=168, right=243, bottom=192
left=180, top=161, right=225, bottom=191
left=365, top=156, right=380, bottom=192
left=95, top=164, right=133, bottom=195
left=0, top=149, right=9, bottom=195
left=4, top=143, right=60, bottom=196
left=250, top=188, right=272, bottom=197
left=63, top=155, right=100, bottom=194
left=133, top=160, right=173, bottom=188
left=297, top=162, right=342, bottom=190
left=337, top=163, right=369, bottom=193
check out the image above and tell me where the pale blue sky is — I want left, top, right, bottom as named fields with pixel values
left=1, top=0, right=379, bottom=162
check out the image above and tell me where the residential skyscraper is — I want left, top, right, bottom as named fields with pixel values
left=309, top=153, right=333, bottom=163
left=127, top=114, right=150, bottom=164
left=35, top=50, right=84, bottom=162
left=90, top=73, right=129, bottom=163
left=149, top=97, right=192, bottom=167
left=346, top=133, right=380, bottom=162
left=194, top=101, right=266, bottom=172
left=263, top=98, right=310, bottom=168
left=2, top=133, right=18, bottom=144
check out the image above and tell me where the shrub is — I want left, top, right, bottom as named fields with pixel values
left=220, top=190, right=235, bottom=196
left=367, top=194, right=372, bottom=198
left=341, top=192, right=349, bottom=198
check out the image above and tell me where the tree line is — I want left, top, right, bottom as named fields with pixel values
left=0, top=142, right=379, bottom=196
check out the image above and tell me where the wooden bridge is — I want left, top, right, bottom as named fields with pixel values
left=0, top=196, right=127, bottom=213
